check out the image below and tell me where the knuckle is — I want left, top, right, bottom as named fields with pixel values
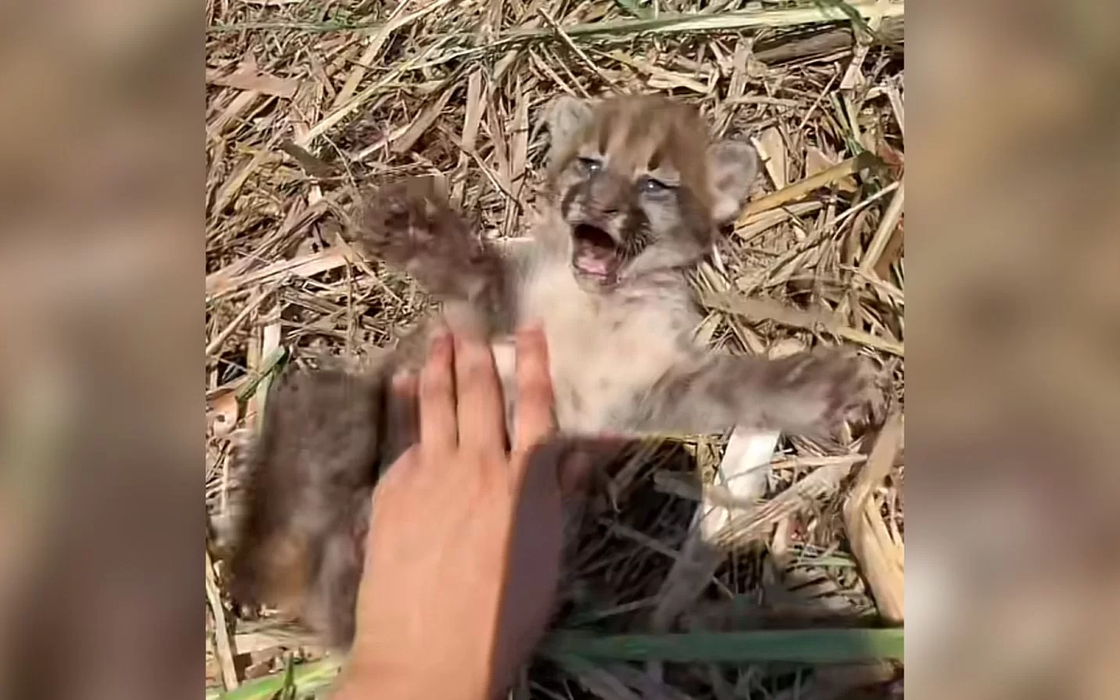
left=517, top=371, right=553, bottom=402
left=516, top=348, right=549, bottom=381
left=457, top=345, right=493, bottom=384
left=421, top=368, right=450, bottom=393
left=420, top=361, right=451, bottom=395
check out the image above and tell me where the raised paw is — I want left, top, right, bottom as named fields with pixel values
left=357, top=175, right=479, bottom=286
left=765, top=349, right=879, bottom=438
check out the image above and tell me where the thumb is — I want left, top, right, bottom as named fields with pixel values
left=556, top=447, right=594, bottom=497
left=525, top=436, right=629, bottom=497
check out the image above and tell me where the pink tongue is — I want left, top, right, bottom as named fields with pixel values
left=577, top=254, right=609, bottom=275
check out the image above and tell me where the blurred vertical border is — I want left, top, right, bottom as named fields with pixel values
left=0, top=1, right=203, bottom=699
left=909, top=0, right=1120, bottom=697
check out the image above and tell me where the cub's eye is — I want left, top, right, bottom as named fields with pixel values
left=578, top=156, right=603, bottom=174
left=639, top=176, right=674, bottom=194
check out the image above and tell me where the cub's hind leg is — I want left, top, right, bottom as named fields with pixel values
left=224, top=366, right=387, bottom=649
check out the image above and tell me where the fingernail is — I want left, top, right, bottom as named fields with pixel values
left=429, top=328, right=451, bottom=352
left=452, top=332, right=475, bottom=355
left=517, top=321, right=545, bottom=343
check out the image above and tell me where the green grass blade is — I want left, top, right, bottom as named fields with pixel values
left=541, top=628, right=903, bottom=664
left=494, top=1, right=904, bottom=43
left=215, top=658, right=342, bottom=700
left=211, top=1, right=904, bottom=36
left=810, top=0, right=875, bottom=35
left=210, top=629, right=900, bottom=697
left=235, top=345, right=289, bottom=405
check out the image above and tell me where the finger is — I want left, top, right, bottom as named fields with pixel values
left=557, top=449, right=594, bottom=497
left=418, top=329, right=457, bottom=454
left=453, top=333, right=507, bottom=454
left=391, top=370, right=419, bottom=400
left=523, top=437, right=614, bottom=498
left=372, top=444, right=419, bottom=501
left=513, top=324, right=555, bottom=454
left=384, top=371, right=420, bottom=455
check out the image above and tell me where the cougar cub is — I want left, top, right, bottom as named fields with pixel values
left=224, top=95, right=875, bottom=648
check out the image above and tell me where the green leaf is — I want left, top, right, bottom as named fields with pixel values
left=214, top=629, right=901, bottom=697
left=216, top=659, right=342, bottom=700
left=236, top=345, right=289, bottom=405
left=810, top=0, right=876, bottom=36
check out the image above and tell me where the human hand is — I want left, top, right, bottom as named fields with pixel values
left=333, top=325, right=581, bottom=700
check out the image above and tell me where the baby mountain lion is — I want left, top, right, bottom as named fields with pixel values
left=224, top=95, right=877, bottom=648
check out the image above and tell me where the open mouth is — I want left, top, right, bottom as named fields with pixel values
left=571, top=223, right=621, bottom=284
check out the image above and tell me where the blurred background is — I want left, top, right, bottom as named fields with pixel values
left=909, top=0, right=1120, bottom=697
left=0, top=0, right=1117, bottom=698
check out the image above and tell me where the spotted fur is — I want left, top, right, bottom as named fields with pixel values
left=223, top=95, right=877, bottom=648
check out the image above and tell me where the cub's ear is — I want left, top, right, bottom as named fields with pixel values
left=706, top=140, right=758, bottom=225
left=547, top=96, right=594, bottom=163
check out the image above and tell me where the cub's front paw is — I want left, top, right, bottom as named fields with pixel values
left=769, top=349, right=880, bottom=438
left=357, top=175, right=475, bottom=274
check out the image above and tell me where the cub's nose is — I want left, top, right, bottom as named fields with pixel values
left=585, top=171, right=629, bottom=215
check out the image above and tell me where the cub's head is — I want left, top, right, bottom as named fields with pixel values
left=545, top=95, right=758, bottom=289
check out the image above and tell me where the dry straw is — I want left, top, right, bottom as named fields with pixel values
left=205, top=0, right=905, bottom=696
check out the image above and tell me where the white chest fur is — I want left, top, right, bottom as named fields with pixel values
left=517, top=259, right=694, bottom=433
